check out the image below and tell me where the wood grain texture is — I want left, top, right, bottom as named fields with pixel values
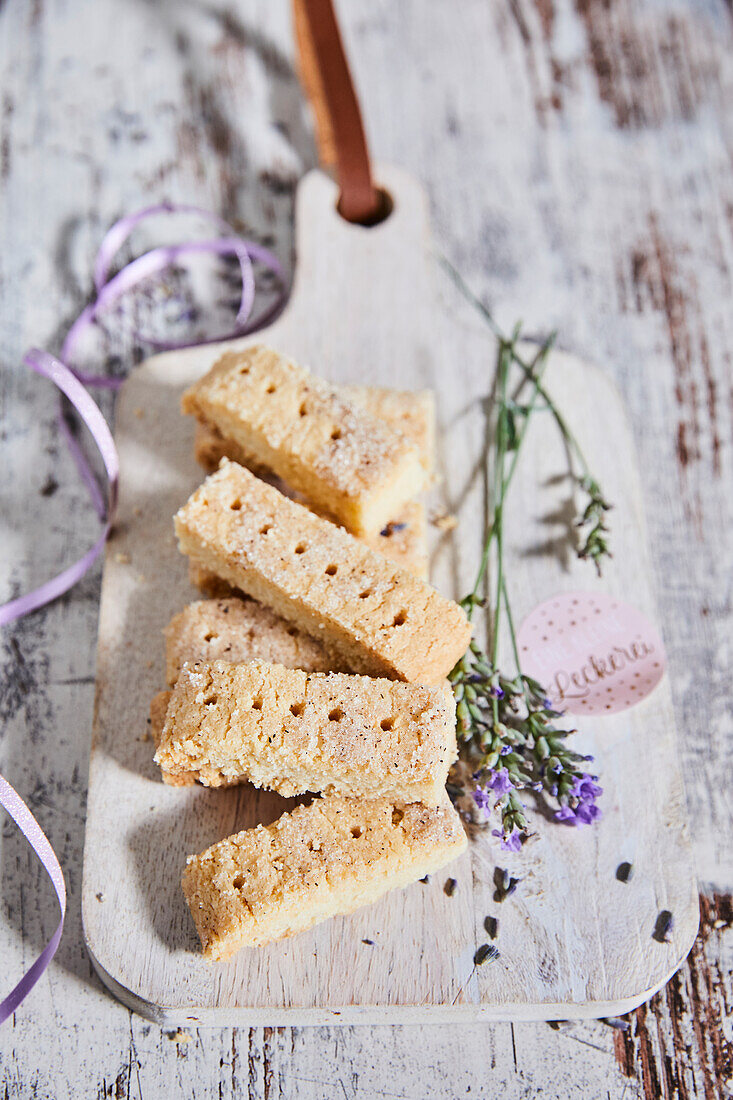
left=0, top=0, right=731, bottom=1095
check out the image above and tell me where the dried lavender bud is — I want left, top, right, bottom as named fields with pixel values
left=380, top=521, right=407, bottom=537
left=484, top=916, right=498, bottom=939
left=653, top=910, right=674, bottom=943
left=444, top=878, right=457, bottom=897
left=492, top=866, right=520, bottom=902
left=600, top=1017, right=630, bottom=1031
left=474, top=944, right=500, bottom=966
left=362, top=938, right=375, bottom=946
left=616, top=861, right=634, bottom=883
left=419, top=875, right=430, bottom=884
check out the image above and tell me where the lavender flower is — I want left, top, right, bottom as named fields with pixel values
left=487, top=767, right=513, bottom=795
left=555, top=773, right=603, bottom=826
left=473, top=787, right=492, bottom=813
left=570, top=774, right=603, bottom=801
left=492, top=828, right=523, bottom=852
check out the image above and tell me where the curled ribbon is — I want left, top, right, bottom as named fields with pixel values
left=0, top=203, right=287, bottom=1019
left=0, top=777, right=66, bottom=1025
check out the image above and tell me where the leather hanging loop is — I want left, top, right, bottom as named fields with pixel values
left=292, top=0, right=384, bottom=225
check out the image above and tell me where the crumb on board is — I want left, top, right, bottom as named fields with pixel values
left=134, top=407, right=144, bottom=418
left=168, top=1029, right=192, bottom=1044
left=114, top=552, right=131, bottom=564
left=432, top=512, right=458, bottom=532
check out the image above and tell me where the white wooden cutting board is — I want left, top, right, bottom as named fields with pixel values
left=81, top=165, right=698, bottom=1025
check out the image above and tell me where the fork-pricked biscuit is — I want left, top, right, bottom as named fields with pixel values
left=174, top=461, right=471, bottom=683
left=154, top=659, right=457, bottom=802
left=194, top=385, right=435, bottom=478
left=182, top=794, right=467, bottom=959
left=187, top=495, right=428, bottom=584
left=182, top=345, right=426, bottom=537
left=151, top=689, right=242, bottom=789
left=164, top=598, right=336, bottom=687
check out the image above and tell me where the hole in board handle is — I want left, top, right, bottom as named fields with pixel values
left=336, top=187, right=393, bottom=227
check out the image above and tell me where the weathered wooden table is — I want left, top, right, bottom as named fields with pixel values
left=0, top=0, right=730, bottom=1095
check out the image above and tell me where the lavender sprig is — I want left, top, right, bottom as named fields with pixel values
left=448, top=319, right=609, bottom=846
left=439, top=256, right=613, bottom=575
left=577, top=477, right=612, bottom=575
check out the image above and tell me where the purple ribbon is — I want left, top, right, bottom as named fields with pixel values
left=0, top=777, right=66, bottom=1025
left=0, top=202, right=287, bottom=1019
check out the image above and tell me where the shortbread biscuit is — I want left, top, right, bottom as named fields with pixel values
left=150, top=690, right=172, bottom=749
left=345, top=386, right=435, bottom=478
left=164, top=598, right=334, bottom=687
left=194, top=421, right=272, bottom=479
left=149, top=690, right=192, bottom=786
left=182, top=345, right=425, bottom=536
left=188, top=498, right=428, bottom=584
left=188, top=560, right=239, bottom=600
left=154, top=659, right=457, bottom=803
left=182, top=794, right=467, bottom=959
left=174, top=461, right=471, bottom=683
left=194, top=385, right=435, bottom=478
left=150, top=689, right=240, bottom=788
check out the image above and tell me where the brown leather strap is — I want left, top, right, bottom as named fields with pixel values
left=292, top=0, right=382, bottom=224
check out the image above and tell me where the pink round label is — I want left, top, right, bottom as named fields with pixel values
left=517, top=592, right=666, bottom=716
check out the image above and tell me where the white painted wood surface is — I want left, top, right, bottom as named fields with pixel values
left=1, top=0, right=731, bottom=1095
left=82, top=167, right=697, bottom=1025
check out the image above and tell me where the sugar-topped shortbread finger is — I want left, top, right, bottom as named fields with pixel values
left=182, top=794, right=467, bottom=959
left=164, top=597, right=335, bottom=688
left=182, top=345, right=426, bottom=537
left=154, top=659, right=457, bottom=803
left=187, top=496, right=428, bottom=583
left=174, top=461, right=471, bottom=683
left=194, top=384, right=435, bottom=479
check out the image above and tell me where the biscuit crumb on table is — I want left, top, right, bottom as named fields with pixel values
left=154, top=658, right=457, bottom=803
left=182, top=794, right=467, bottom=960
left=174, top=460, right=471, bottom=683
left=182, top=345, right=427, bottom=537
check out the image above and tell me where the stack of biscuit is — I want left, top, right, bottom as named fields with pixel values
left=151, top=344, right=471, bottom=962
